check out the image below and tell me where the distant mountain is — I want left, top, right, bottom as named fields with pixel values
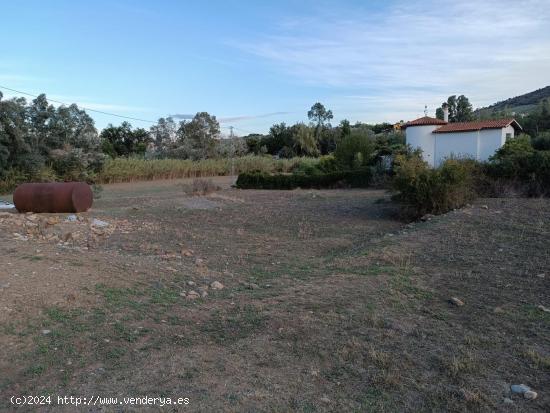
left=475, top=86, right=550, bottom=117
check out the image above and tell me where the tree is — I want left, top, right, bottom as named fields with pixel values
left=0, top=94, right=30, bottom=176
left=436, top=95, right=473, bottom=122
left=264, top=123, right=294, bottom=157
left=176, top=112, right=220, bottom=160
left=100, top=122, right=151, bottom=157
left=150, top=117, right=177, bottom=154
left=340, top=119, right=351, bottom=138
left=456, top=95, right=473, bottom=122
left=447, top=95, right=457, bottom=122
left=308, top=102, right=333, bottom=142
left=0, top=93, right=103, bottom=181
left=308, top=102, right=333, bottom=127
left=292, top=123, right=319, bottom=156
left=334, top=131, right=375, bottom=170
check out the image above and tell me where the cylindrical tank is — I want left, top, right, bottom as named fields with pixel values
left=13, top=182, right=93, bottom=213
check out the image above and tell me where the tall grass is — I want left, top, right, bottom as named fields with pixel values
left=97, top=156, right=311, bottom=183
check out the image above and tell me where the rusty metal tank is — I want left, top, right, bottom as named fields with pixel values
left=13, top=182, right=93, bottom=213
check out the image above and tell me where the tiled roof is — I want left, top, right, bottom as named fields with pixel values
left=403, top=116, right=448, bottom=128
left=433, top=118, right=522, bottom=133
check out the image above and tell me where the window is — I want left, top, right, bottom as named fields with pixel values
left=505, top=133, right=512, bottom=141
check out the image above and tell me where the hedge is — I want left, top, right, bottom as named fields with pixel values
left=236, top=168, right=371, bottom=190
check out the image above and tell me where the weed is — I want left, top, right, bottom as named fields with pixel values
left=201, top=305, right=267, bottom=344
left=523, top=348, right=550, bottom=369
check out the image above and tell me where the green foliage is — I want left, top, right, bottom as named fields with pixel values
left=437, top=95, right=473, bottom=122
left=175, top=112, right=221, bottom=160
left=317, top=154, right=338, bottom=173
left=491, top=134, right=533, bottom=160
left=392, top=154, right=478, bottom=217
left=308, top=102, right=333, bottom=128
left=485, top=135, right=550, bottom=196
left=236, top=168, right=371, bottom=190
left=100, top=122, right=151, bottom=157
left=334, top=132, right=375, bottom=170
left=0, top=92, right=103, bottom=187
left=292, top=123, right=319, bottom=157
left=532, top=132, right=550, bottom=150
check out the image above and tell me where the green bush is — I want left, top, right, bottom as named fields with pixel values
left=392, top=155, right=478, bottom=218
left=486, top=150, right=550, bottom=196
left=317, top=154, right=338, bottom=173
left=334, top=133, right=375, bottom=170
left=532, top=132, right=550, bottom=150
left=236, top=168, right=371, bottom=190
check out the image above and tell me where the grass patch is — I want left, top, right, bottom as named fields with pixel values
left=201, top=305, right=267, bottom=344
left=523, top=348, right=550, bottom=370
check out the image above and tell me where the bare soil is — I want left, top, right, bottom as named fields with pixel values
left=0, top=177, right=548, bottom=412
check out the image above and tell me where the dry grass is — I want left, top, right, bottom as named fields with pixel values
left=0, top=184, right=548, bottom=412
left=98, top=156, right=310, bottom=183
left=181, top=178, right=221, bottom=196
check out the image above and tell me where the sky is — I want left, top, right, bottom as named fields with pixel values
left=1, top=0, right=549, bottom=135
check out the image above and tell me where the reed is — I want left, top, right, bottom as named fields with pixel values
left=97, top=156, right=311, bottom=183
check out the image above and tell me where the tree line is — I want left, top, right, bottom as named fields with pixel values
left=1, top=91, right=549, bottom=188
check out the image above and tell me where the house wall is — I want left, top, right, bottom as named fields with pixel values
left=434, top=131, right=478, bottom=166
left=405, top=125, right=438, bottom=167
left=478, top=126, right=511, bottom=161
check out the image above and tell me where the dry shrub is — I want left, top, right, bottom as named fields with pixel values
left=392, top=155, right=478, bottom=218
left=181, top=178, right=220, bottom=196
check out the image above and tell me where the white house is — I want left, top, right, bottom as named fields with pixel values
left=404, top=106, right=522, bottom=167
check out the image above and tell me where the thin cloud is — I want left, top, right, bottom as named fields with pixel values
left=218, top=111, right=293, bottom=123
left=232, top=0, right=550, bottom=121
left=171, top=112, right=294, bottom=123
left=171, top=114, right=195, bottom=120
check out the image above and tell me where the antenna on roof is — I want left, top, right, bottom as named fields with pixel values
left=424, top=105, right=428, bottom=116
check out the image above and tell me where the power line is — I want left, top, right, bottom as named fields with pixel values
left=0, top=85, right=157, bottom=124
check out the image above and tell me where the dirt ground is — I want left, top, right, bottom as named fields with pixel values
left=0, top=177, right=548, bottom=412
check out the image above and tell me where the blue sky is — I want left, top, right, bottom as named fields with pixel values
left=1, top=0, right=549, bottom=135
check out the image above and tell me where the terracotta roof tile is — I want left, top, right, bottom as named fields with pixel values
left=403, top=116, right=448, bottom=128
left=433, top=118, right=522, bottom=133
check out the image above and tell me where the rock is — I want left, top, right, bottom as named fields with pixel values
left=65, top=214, right=78, bottom=222
left=0, top=200, right=15, bottom=209
left=187, top=291, right=200, bottom=300
left=503, top=397, right=513, bottom=404
left=13, top=233, right=28, bottom=241
left=187, top=281, right=196, bottom=286
left=524, top=390, right=538, bottom=400
left=538, top=304, right=550, bottom=313
left=510, top=384, right=531, bottom=394
left=535, top=273, right=545, bottom=278
left=246, top=283, right=260, bottom=290
left=181, top=249, right=193, bottom=257
left=420, top=214, right=434, bottom=222
left=200, top=290, right=208, bottom=298
left=91, top=218, right=109, bottom=227
left=210, top=281, right=224, bottom=290
left=179, top=291, right=186, bottom=297
left=449, top=297, right=464, bottom=306
left=481, top=205, right=488, bottom=209
left=320, top=396, right=330, bottom=404
left=41, top=329, right=51, bottom=335
left=46, top=217, right=59, bottom=225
